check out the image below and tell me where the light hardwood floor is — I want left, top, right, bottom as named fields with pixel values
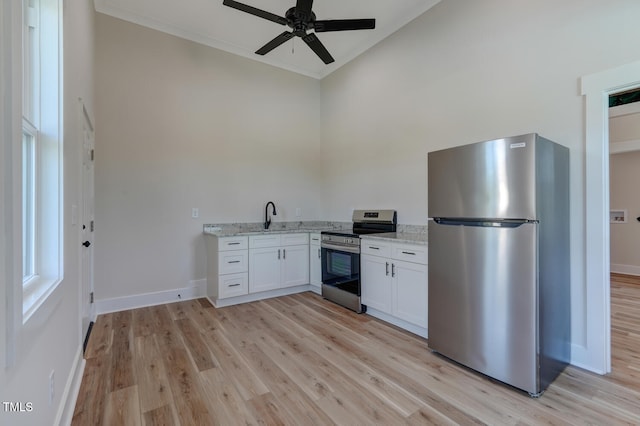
left=73, top=275, right=640, bottom=425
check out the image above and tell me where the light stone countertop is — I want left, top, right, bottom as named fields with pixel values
left=203, top=221, right=351, bottom=237
left=204, top=222, right=428, bottom=245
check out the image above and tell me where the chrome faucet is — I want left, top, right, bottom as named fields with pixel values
left=264, top=201, right=277, bottom=230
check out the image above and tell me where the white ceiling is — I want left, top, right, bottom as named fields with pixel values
left=94, top=0, right=441, bottom=79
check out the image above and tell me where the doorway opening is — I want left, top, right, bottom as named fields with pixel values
left=581, top=60, right=640, bottom=374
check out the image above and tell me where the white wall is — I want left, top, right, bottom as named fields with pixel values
left=0, top=0, right=94, bottom=425
left=94, top=14, right=322, bottom=301
left=610, top=111, right=640, bottom=143
left=320, top=0, right=640, bottom=361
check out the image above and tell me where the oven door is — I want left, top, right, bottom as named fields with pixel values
left=321, top=243, right=360, bottom=295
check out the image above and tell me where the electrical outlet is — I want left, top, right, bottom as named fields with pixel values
left=191, top=208, right=199, bottom=218
left=295, top=207, right=301, bottom=217
left=49, top=370, right=55, bottom=405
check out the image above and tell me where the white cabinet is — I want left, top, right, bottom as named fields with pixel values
left=361, top=239, right=428, bottom=331
left=249, top=233, right=309, bottom=294
left=249, top=247, right=282, bottom=293
left=309, top=233, right=322, bottom=294
left=392, top=260, right=428, bottom=327
left=205, top=235, right=249, bottom=302
left=361, top=253, right=391, bottom=312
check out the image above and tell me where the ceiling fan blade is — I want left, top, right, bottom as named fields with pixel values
left=313, top=19, right=376, bottom=32
left=295, top=0, right=314, bottom=17
left=255, top=31, right=295, bottom=55
left=222, top=0, right=287, bottom=25
left=302, top=32, right=334, bottom=64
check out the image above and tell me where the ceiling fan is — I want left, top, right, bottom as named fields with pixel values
left=222, top=0, right=376, bottom=64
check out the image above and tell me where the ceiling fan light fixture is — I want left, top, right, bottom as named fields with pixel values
left=222, top=0, right=375, bottom=65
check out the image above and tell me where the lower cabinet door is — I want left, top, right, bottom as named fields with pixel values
left=219, top=273, right=248, bottom=299
left=393, top=260, right=428, bottom=327
left=361, top=254, right=392, bottom=314
left=249, top=248, right=281, bottom=293
left=281, top=244, right=309, bottom=288
left=309, top=244, right=322, bottom=287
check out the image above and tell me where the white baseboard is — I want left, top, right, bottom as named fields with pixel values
left=570, top=342, right=607, bottom=375
left=56, top=347, right=85, bottom=426
left=365, top=307, right=428, bottom=339
left=209, top=284, right=312, bottom=308
left=95, top=279, right=207, bottom=315
left=610, top=264, right=640, bottom=276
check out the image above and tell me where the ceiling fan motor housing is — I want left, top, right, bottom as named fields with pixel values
left=286, top=7, right=316, bottom=35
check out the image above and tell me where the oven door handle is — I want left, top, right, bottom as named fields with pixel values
left=321, top=242, right=360, bottom=254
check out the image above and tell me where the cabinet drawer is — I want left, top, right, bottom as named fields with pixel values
left=249, top=234, right=281, bottom=249
left=281, top=233, right=309, bottom=246
left=309, top=233, right=321, bottom=245
left=218, top=236, right=248, bottom=251
left=219, top=251, right=248, bottom=274
left=392, top=243, right=427, bottom=265
left=219, top=273, right=248, bottom=299
left=361, top=240, right=392, bottom=257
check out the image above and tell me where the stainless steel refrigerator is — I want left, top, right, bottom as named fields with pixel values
left=427, top=133, right=570, bottom=397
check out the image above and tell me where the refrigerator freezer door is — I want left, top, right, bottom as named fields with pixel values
left=428, top=221, right=539, bottom=394
left=428, top=134, right=537, bottom=220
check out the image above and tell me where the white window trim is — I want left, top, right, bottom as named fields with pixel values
left=20, top=0, right=64, bottom=324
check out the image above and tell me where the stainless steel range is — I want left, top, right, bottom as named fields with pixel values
left=321, top=210, right=397, bottom=313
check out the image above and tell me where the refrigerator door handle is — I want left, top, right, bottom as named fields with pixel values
left=433, top=218, right=536, bottom=228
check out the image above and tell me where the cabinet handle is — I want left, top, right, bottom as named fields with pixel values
left=278, top=249, right=281, bottom=260
left=391, top=263, right=395, bottom=277
left=402, top=251, right=416, bottom=255
left=318, top=248, right=321, bottom=258
left=228, top=260, right=241, bottom=264
left=385, top=262, right=389, bottom=276
left=228, top=242, right=241, bottom=246
left=283, top=249, right=286, bottom=259
left=369, top=246, right=380, bottom=250
left=229, top=283, right=241, bottom=287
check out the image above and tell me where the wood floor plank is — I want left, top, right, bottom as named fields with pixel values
left=198, top=367, right=259, bottom=425
left=84, top=313, right=113, bottom=359
left=110, top=310, right=135, bottom=391
left=203, top=328, right=270, bottom=400
left=142, top=404, right=181, bottom=426
left=71, top=355, right=111, bottom=426
left=102, top=385, right=142, bottom=426
left=77, top=274, right=640, bottom=424
left=160, top=347, right=214, bottom=425
left=175, top=317, right=218, bottom=371
left=133, top=334, right=174, bottom=413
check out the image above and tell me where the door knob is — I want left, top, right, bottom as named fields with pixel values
left=82, top=241, right=91, bottom=247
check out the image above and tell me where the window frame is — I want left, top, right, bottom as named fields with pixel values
left=20, top=0, right=63, bottom=322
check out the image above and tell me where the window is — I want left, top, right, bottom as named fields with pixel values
left=21, top=0, right=62, bottom=320
left=22, top=123, right=36, bottom=281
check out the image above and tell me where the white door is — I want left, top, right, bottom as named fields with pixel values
left=80, top=102, right=95, bottom=346
left=361, top=254, right=392, bottom=313
left=393, top=260, right=428, bottom=327
left=309, top=243, right=322, bottom=287
left=281, top=244, right=309, bottom=288
left=249, top=247, right=281, bottom=293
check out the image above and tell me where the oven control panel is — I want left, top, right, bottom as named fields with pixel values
left=321, top=232, right=360, bottom=249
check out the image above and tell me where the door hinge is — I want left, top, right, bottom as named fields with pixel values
left=90, top=149, right=94, bottom=161
left=90, top=292, right=94, bottom=304
left=90, top=220, right=94, bottom=232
